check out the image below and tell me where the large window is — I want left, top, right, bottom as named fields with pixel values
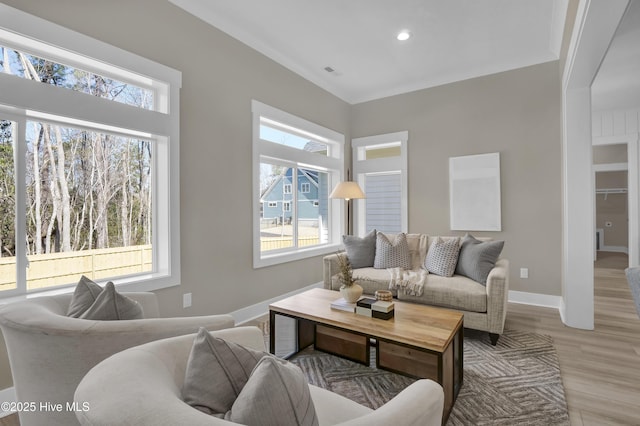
left=0, top=5, right=181, bottom=297
left=253, top=101, right=344, bottom=267
left=352, top=132, right=408, bottom=235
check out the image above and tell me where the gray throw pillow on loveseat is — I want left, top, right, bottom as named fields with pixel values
left=455, top=234, right=504, bottom=285
left=343, top=229, right=376, bottom=268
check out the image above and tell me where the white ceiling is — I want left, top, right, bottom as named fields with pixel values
left=592, top=0, right=640, bottom=112
left=169, top=0, right=568, bottom=104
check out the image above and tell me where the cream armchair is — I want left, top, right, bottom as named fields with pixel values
left=0, top=292, right=235, bottom=426
left=74, top=327, right=445, bottom=426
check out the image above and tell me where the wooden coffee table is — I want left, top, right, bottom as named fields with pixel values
left=269, top=288, right=463, bottom=423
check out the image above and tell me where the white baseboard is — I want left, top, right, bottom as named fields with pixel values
left=508, top=290, right=563, bottom=309
left=231, top=282, right=322, bottom=325
left=0, top=387, right=16, bottom=418
left=599, top=246, right=629, bottom=254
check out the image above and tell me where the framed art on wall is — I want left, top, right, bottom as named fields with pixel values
left=449, top=152, right=501, bottom=231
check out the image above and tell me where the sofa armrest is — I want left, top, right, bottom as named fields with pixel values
left=323, top=252, right=345, bottom=290
left=335, top=379, right=444, bottom=426
left=485, top=258, right=510, bottom=334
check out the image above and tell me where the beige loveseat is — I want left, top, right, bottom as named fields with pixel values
left=74, top=327, right=445, bottom=426
left=323, top=234, right=509, bottom=345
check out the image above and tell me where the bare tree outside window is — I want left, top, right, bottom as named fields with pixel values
left=0, top=46, right=154, bottom=291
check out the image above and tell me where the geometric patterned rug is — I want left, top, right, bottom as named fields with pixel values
left=288, top=328, right=570, bottom=425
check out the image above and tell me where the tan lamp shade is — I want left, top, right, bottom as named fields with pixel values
left=329, top=181, right=365, bottom=200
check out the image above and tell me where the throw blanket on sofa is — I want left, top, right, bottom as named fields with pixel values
left=387, top=268, right=428, bottom=296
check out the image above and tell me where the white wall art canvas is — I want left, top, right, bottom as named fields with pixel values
left=449, top=152, right=501, bottom=231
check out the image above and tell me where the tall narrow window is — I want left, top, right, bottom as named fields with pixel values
left=0, top=5, right=181, bottom=297
left=0, top=120, right=17, bottom=293
left=253, top=101, right=344, bottom=267
left=352, top=132, right=408, bottom=235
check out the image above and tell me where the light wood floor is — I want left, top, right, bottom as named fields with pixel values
left=507, top=251, right=640, bottom=426
left=2, top=251, right=638, bottom=426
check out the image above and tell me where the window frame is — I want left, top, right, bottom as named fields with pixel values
left=352, top=131, right=408, bottom=236
left=301, top=182, right=311, bottom=193
left=0, top=4, right=181, bottom=299
left=252, top=100, right=344, bottom=268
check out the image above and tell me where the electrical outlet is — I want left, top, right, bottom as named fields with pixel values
left=520, top=268, right=529, bottom=279
left=183, top=293, right=192, bottom=308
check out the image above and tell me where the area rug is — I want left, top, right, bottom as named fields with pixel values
left=286, top=329, right=570, bottom=426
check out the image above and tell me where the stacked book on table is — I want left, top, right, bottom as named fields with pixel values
left=330, top=297, right=395, bottom=320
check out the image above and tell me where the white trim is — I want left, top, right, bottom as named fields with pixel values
left=253, top=101, right=344, bottom=148
left=256, top=243, right=342, bottom=269
left=594, top=134, right=639, bottom=145
left=508, top=290, right=563, bottom=309
left=628, top=134, right=639, bottom=266
left=232, top=282, right=322, bottom=325
left=352, top=131, right=408, bottom=149
left=593, top=162, right=627, bottom=172
left=0, top=4, right=180, bottom=88
left=561, top=0, right=630, bottom=330
left=0, top=387, right=16, bottom=418
left=0, top=7, right=182, bottom=298
left=252, top=100, right=344, bottom=268
left=352, top=131, right=408, bottom=235
left=549, top=0, right=570, bottom=58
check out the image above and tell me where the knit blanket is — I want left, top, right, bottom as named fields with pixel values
left=387, top=268, right=428, bottom=296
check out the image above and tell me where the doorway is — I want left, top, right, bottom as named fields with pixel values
left=594, top=167, right=629, bottom=261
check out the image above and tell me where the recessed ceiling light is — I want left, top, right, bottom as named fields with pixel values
left=397, top=30, right=411, bottom=41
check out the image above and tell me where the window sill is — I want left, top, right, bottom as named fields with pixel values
left=254, top=243, right=342, bottom=269
left=0, top=274, right=179, bottom=305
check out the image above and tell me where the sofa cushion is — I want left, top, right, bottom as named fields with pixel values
left=343, top=229, right=376, bottom=269
left=425, top=237, right=461, bottom=277
left=182, top=328, right=268, bottom=415
left=455, top=234, right=504, bottom=285
left=226, top=356, right=318, bottom=426
left=398, top=274, right=487, bottom=313
left=374, top=232, right=411, bottom=269
left=78, top=282, right=144, bottom=320
left=331, top=267, right=398, bottom=296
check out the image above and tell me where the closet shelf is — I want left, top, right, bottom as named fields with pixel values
left=596, top=188, right=627, bottom=199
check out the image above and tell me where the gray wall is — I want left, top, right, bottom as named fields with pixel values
left=0, top=0, right=564, bottom=390
left=0, top=0, right=350, bottom=389
left=351, top=61, right=563, bottom=297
